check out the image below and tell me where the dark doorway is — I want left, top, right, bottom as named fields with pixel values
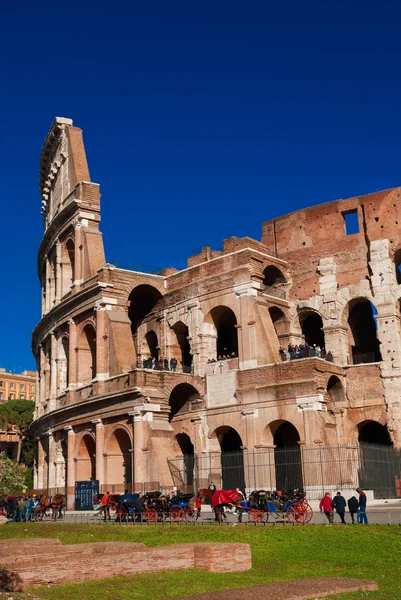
left=217, top=427, right=245, bottom=491
left=176, top=433, right=194, bottom=491
left=145, top=331, right=159, bottom=359
left=173, top=322, right=193, bottom=373
left=128, top=285, right=163, bottom=335
left=300, top=312, right=325, bottom=348
left=273, top=422, right=303, bottom=492
left=210, top=307, right=238, bottom=357
left=348, top=301, right=382, bottom=364
left=169, top=384, right=199, bottom=421
left=358, top=421, right=397, bottom=497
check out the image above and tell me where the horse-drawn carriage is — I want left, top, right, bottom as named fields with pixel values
left=247, top=489, right=313, bottom=524
left=142, top=491, right=197, bottom=522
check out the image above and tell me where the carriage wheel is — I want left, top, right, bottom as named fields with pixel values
left=144, top=509, right=158, bottom=522
left=286, top=506, right=296, bottom=523
left=295, top=503, right=313, bottom=524
left=184, top=507, right=198, bottom=522
left=170, top=506, right=185, bottom=522
left=249, top=509, right=264, bottom=523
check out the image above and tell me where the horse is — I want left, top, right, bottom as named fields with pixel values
left=199, top=489, right=245, bottom=523
left=50, top=494, right=65, bottom=521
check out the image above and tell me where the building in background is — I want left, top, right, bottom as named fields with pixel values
left=0, top=368, right=37, bottom=402
left=32, top=118, right=401, bottom=508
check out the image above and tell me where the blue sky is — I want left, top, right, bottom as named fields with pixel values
left=1, top=0, right=401, bottom=372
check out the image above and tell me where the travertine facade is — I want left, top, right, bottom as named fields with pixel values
left=32, top=118, right=401, bottom=506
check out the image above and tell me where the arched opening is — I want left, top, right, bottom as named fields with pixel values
left=358, top=421, right=395, bottom=497
left=300, top=311, right=325, bottom=349
left=271, top=421, right=303, bottom=492
left=327, top=376, right=345, bottom=404
left=128, top=285, right=163, bottom=335
left=171, top=322, right=193, bottom=373
left=347, top=299, right=382, bottom=364
left=176, top=433, right=194, bottom=490
left=145, top=330, right=159, bottom=360
left=395, top=249, right=401, bottom=284
left=57, top=336, right=69, bottom=394
left=76, top=434, right=96, bottom=481
left=269, top=307, right=289, bottom=337
left=216, top=426, right=245, bottom=490
left=106, top=428, right=132, bottom=489
left=209, top=306, right=238, bottom=358
left=78, top=324, right=96, bottom=384
left=169, top=383, right=200, bottom=421
left=263, top=266, right=287, bottom=299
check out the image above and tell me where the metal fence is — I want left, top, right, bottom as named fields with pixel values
left=168, top=443, right=401, bottom=499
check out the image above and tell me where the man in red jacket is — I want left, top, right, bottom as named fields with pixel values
left=319, top=492, right=333, bottom=523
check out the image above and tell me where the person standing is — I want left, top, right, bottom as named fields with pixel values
left=332, top=491, right=347, bottom=524
left=319, top=492, right=333, bottom=523
left=348, top=495, right=359, bottom=524
left=356, top=487, right=368, bottom=524
left=100, top=491, right=111, bottom=521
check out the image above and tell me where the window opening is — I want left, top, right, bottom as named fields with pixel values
left=343, top=210, right=359, bottom=235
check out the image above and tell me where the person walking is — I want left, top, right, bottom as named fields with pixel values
left=332, top=491, right=347, bottom=523
left=356, top=487, right=368, bottom=524
left=348, top=495, right=359, bottom=524
left=319, top=492, right=333, bottom=523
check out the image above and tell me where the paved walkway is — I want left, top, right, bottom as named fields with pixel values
left=174, top=577, right=378, bottom=600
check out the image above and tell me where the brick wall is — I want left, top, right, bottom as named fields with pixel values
left=0, top=539, right=251, bottom=589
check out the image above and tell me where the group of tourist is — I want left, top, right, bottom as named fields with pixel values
left=319, top=488, right=368, bottom=524
left=280, top=344, right=334, bottom=362
left=207, top=352, right=238, bottom=363
left=1, top=494, right=38, bottom=522
left=136, top=356, right=179, bottom=371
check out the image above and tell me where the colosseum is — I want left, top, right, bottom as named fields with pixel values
left=32, top=117, right=401, bottom=508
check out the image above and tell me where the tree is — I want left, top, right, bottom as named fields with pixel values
left=0, top=400, right=35, bottom=463
left=0, top=452, right=26, bottom=497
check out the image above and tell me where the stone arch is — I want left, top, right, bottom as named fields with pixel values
left=263, top=265, right=287, bottom=298
left=170, top=321, right=193, bottom=373
left=344, top=298, right=382, bottom=364
left=174, top=433, right=195, bottom=490
left=327, top=375, right=345, bottom=404
left=169, top=383, right=200, bottom=422
left=299, top=309, right=325, bottom=349
left=105, top=426, right=133, bottom=488
left=267, top=420, right=303, bottom=492
left=61, top=237, right=75, bottom=296
left=213, top=426, right=245, bottom=490
left=357, top=420, right=395, bottom=497
left=358, top=420, right=392, bottom=445
left=204, top=305, right=238, bottom=358
left=128, top=284, right=164, bottom=335
left=57, top=334, right=69, bottom=394
left=77, top=322, right=96, bottom=384
left=75, top=432, right=96, bottom=481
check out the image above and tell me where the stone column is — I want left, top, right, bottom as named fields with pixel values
left=68, top=318, right=78, bottom=391
left=55, top=241, right=61, bottom=304
left=47, top=430, right=56, bottom=492
left=92, top=419, right=105, bottom=490
left=65, top=426, right=76, bottom=510
left=323, top=325, right=349, bottom=365
left=36, top=437, right=44, bottom=490
left=132, top=411, right=147, bottom=489
left=94, top=307, right=108, bottom=391
left=49, top=332, right=58, bottom=411
left=73, top=219, right=82, bottom=287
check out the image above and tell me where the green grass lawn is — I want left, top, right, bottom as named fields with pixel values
left=0, top=524, right=400, bottom=600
